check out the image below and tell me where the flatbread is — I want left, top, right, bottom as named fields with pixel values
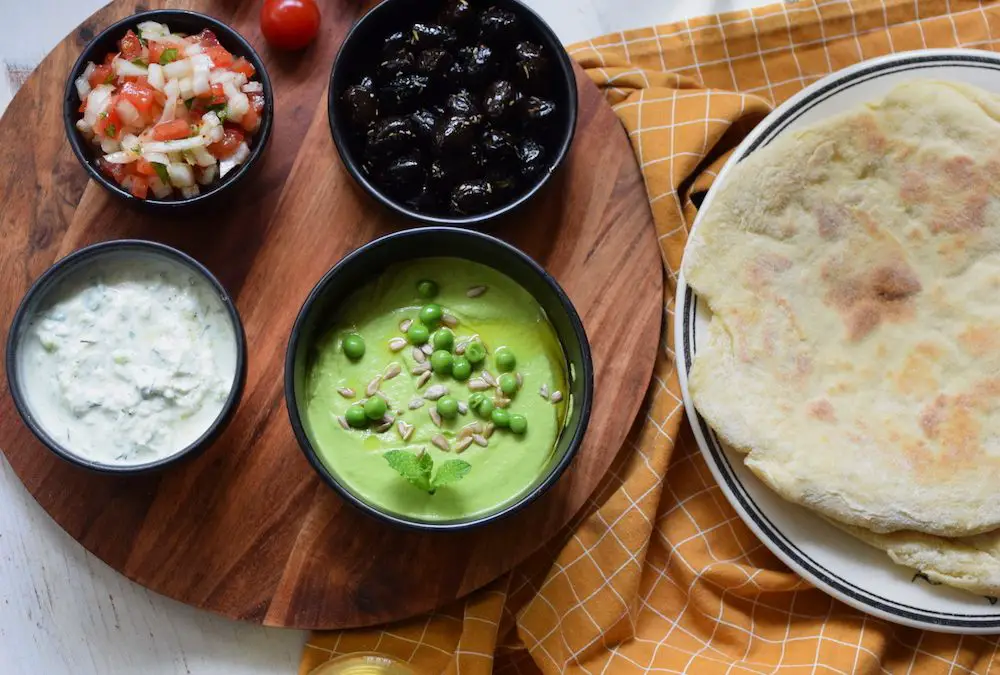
left=684, top=80, right=1000, bottom=538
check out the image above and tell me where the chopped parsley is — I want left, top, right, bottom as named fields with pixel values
left=158, top=48, right=179, bottom=65
left=104, top=71, right=115, bottom=84
left=105, top=123, right=117, bottom=138
left=183, top=98, right=195, bottom=110
left=131, top=58, right=148, bottom=67
left=152, top=162, right=170, bottom=184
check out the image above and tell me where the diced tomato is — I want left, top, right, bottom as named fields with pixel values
left=230, top=57, right=255, bottom=78
left=249, top=92, right=265, bottom=114
left=78, top=99, right=87, bottom=113
left=119, top=30, right=143, bottom=60
left=94, top=103, right=122, bottom=140
left=103, top=52, right=118, bottom=65
left=148, top=41, right=167, bottom=66
left=207, top=128, right=244, bottom=159
left=206, top=83, right=227, bottom=106
left=119, top=80, right=156, bottom=117
left=134, top=158, right=159, bottom=177
left=89, top=63, right=114, bottom=87
left=97, top=157, right=127, bottom=184
left=151, top=119, right=193, bottom=140
left=195, top=29, right=221, bottom=47
left=205, top=45, right=234, bottom=68
left=240, top=107, right=259, bottom=133
left=129, top=176, right=149, bottom=199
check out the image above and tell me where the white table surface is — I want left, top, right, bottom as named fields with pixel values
left=0, top=0, right=765, bottom=672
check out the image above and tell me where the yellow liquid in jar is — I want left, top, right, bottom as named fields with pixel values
left=308, top=653, right=417, bottom=675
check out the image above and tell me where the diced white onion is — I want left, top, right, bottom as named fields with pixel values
left=75, top=119, right=93, bottom=135
left=167, top=151, right=183, bottom=164
left=141, top=151, right=170, bottom=165
left=179, top=185, right=201, bottom=199
left=121, top=133, right=140, bottom=151
left=113, top=57, right=148, bottom=77
left=183, top=43, right=204, bottom=56
left=192, top=70, right=210, bottom=97
left=178, top=77, right=195, bottom=100
left=148, top=174, right=172, bottom=199
left=197, top=164, right=218, bottom=185
left=147, top=63, right=165, bottom=91
left=190, top=54, right=213, bottom=72
left=75, top=62, right=96, bottom=99
left=167, top=162, right=195, bottom=187
left=159, top=79, right=180, bottom=124
left=141, top=135, right=207, bottom=154
left=137, top=21, right=167, bottom=35
left=219, top=142, right=250, bottom=178
left=232, top=73, right=248, bottom=89
left=163, top=58, right=193, bottom=80
left=84, top=84, right=114, bottom=126
left=241, top=81, right=263, bottom=93
left=199, top=112, right=224, bottom=143
left=143, top=32, right=185, bottom=45
left=115, top=99, right=140, bottom=126
left=100, top=137, right=121, bottom=154
left=102, top=150, right=139, bottom=164
left=188, top=145, right=216, bottom=167
left=209, top=69, right=235, bottom=85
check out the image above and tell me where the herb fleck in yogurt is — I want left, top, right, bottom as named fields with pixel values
left=20, top=257, right=238, bottom=466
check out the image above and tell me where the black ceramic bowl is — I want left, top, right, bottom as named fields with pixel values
left=63, top=10, right=273, bottom=212
left=5, top=240, right=248, bottom=474
left=285, top=228, right=593, bottom=531
left=328, top=0, right=578, bottom=227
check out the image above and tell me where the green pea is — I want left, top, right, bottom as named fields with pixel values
left=432, top=328, right=455, bottom=351
left=430, top=349, right=453, bottom=374
left=345, top=405, right=368, bottom=429
left=364, top=395, right=387, bottom=420
left=494, top=347, right=516, bottom=372
left=498, top=373, right=518, bottom=396
left=451, top=356, right=472, bottom=381
left=468, top=392, right=486, bottom=410
left=491, top=407, right=510, bottom=428
left=407, top=322, right=430, bottom=345
left=465, top=340, right=486, bottom=364
left=342, top=333, right=365, bottom=360
left=437, top=396, right=459, bottom=419
left=509, top=414, right=527, bottom=434
left=477, top=397, right=495, bottom=418
left=417, top=279, right=439, bottom=299
left=419, top=303, right=443, bottom=326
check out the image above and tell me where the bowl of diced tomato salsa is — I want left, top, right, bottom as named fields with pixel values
left=63, top=10, right=272, bottom=209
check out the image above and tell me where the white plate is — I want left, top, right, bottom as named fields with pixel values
left=675, top=49, right=1000, bottom=634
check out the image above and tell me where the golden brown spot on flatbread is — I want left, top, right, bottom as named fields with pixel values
left=959, top=324, right=1000, bottom=357
left=920, top=394, right=981, bottom=467
left=823, top=259, right=923, bottom=341
left=745, top=253, right=793, bottom=291
left=815, top=203, right=849, bottom=240
left=807, top=399, right=836, bottom=422
left=894, top=343, right=942, bottom=397
left=900, top=170, right=929, bottom=204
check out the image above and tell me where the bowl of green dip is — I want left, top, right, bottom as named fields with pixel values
left=285, top=227, right=592, bottom=531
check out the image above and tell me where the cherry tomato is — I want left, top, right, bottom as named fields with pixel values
left=260, top=0, right=320, bottom=51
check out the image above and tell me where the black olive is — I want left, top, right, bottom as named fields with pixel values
left=482, top=80, right=519, bottom=122
left=517, top=138, right=546, bottom=179
left=486, top=170, right=519, bottom=202
left=480, top=127, right=517, bottom=167
left=383, top=31, right=409, bottom=56
left=453, top=44, right=495, bottom=89
left=434, top=113, right=481, bottom=155
left=517, top=96, right=557, bottom=130
left=479, top=6, right=519, bottom=45
left=440, top=143, right=484, bottom=177
left=447, top=90, right=480, bottom=117
left=450, top=179, right=494, bottom=215
left=342, top=78, right=378, bottom=130
left=378, top=153, right=426, bottom=200
left=427, top=159, right=456, bottom=196
left=409, top=23, right=456, bottom=49
left=438, top=0, right=475, bottom=32
left=377, top=50, right=416, bottom=82
left=367, top=116, right=417, bottom=157
left=417, top=48, right=453, bottom=76
left=379, top=73, right=431, bottom=112
left=513, top=41, right=549, bottom=93
left=410, top=109, right=439, bottom=145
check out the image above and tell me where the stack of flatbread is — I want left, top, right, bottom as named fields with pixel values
left=684, top=79, right=1000, bottom=597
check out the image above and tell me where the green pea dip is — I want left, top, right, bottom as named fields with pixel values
left=303, top=258, right=569, bottom=522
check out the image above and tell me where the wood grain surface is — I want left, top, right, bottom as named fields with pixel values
left=0, top=0, right=661, bottom=629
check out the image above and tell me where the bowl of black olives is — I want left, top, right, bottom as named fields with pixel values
left=328, top=0, right=578, bottom=226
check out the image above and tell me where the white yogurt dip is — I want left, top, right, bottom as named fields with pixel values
left=18, top=254, right=238, bottom=466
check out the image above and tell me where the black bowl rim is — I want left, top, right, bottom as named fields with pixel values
left=284, top=227, right=594, bottom=531
left=5, top=239, right=248, bottom=474
left=62, top=9, right=274, bottom=209
left=326, top=0, right=579, bottom=227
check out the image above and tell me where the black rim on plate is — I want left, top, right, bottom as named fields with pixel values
left=62, top=9, right=274, bottom=209
left=5, top=239, right=248, bottom=474
left=326, top=0, right=579, bottom=227
left=681, top=50, right=1000, bottom=630
left=284, top=227, right=594, bottom=531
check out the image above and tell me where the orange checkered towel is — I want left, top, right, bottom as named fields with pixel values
left=301, top=0, right=1000, bottom=672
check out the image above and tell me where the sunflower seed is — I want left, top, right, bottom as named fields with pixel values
left=483, top=422, right=495, bottom=439
left=374, top=415, right=394, bottom=433
left=397, top=421, right=415, bottom=441
left=417, top=371, right=432, bottom=388
left=457, top=423, right=476, bottom=440
left=411, top=362, right=431, bottom=375
left=516, top=372, right=523, bottom=388
left=539, top=383, right=549, bottom=399
left=454, top=340, right=468, bottom=355
left=421, top=343, right=434, bottom=355
left=399, top=318, right=413, bottom=332
left=442, top=313, right=458, bottom=328
left=338, top=416, right=349, bottom=430
left=455, top=436, right=473, bottom=453
left=432, top=434, right=450, bottom=451
left=481, top=370, right=497, bottom=387
left=389, top=337, right=408, bottom=352
left=366, top=376, right=381, bottom=396
left=495, top=396, right=511, bottom=408
left=383, top=362, right=402, bottom=380
left=457, top=400, right=468, bottom=415
left=468, top=378, right=490, bottom=391
left=337, top=387, right=356, bottom=399
left=550, top=390, right=563, bottom=403
left=472, top=434, right=488, bottom=447
left=429, top=407, right=442, bottom=427
left=412, top=347, right=426, bottom=363
left=466, top=285, right=488, bottom=298
left=423, top=384, right=449, bottom=400
left=408, top=398, right=426, bottom=410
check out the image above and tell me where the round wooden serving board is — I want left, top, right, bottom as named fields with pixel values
left=0, top=0, right=661, bottom=629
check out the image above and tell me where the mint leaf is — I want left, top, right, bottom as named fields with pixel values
left=431, top=459, right=471, bottom=491
left=384, top=450, right=432, bottom=493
